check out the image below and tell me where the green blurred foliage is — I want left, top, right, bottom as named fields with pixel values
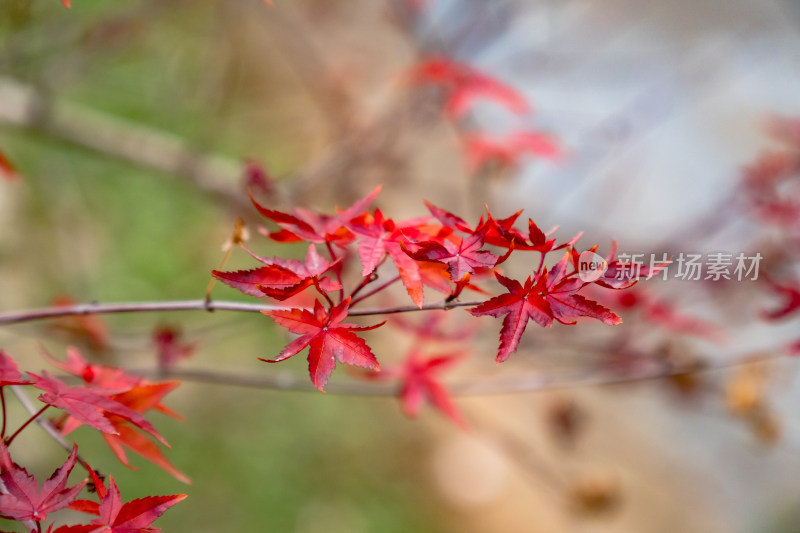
left=0, top=1, right=454, bottom=532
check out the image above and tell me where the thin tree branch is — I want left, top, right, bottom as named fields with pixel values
left=0, top=76, right=250, bottom=212
left=4, top=404, right=49, bottom=446
left=349, top=275, right=401, bottom=307
left=135, top=351, right=784, bottom=397
left=0, top=298, right=484, bottom=327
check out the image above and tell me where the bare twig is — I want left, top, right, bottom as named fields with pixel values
left=0, top=76, right=249, bottom=212
left=133, top=351, right=785, bottom=397
left=0, top=298, right=484, bottom=326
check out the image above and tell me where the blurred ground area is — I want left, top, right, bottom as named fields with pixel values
left=2, top=1, right=800, bottom=532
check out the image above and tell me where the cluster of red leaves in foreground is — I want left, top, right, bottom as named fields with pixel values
left=212, top=187, right=661, bottom=400
left=0, top=349, right=185, bottom=532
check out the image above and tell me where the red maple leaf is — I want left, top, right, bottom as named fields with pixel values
left=0, top=350, right=31, bottom=386
left=51, top=349, right=182, bottom=421
left=349, top=209, right=429, bottom=307
left=0, top=443, right=85, bottom=523
left=412, top=261, right=489, bottom=301
left=0, top=149, right=20, bottom=182
left=212, top=265, right=312, bottom=299
left=423, top=200, right=474, bottom=233
left=404, top=227, right=498, bottom=281
left=407, top=57, right=530, bottom=119
left=43, top=348, right=187, bottom=482
left=763, top=279, right=800, bottom=320
left=261, top=298, right=384, bottom=391
left=484, top=209, right=580, bottom=253
left=543, top=253, right=622, bottom=326
left=241, top=160, right=275, bottom=198
left=50, top=296, right=109, bottom=353
left=469, top=275, right=551, bottom=362
left=463, top=130, right=561, bottom=171
left=398, top=350, right=467, bottom=428
left=98, top=383, right=188, bottom=484
left=45, top=347, right=137, bottom=391
left=741, top=149, right=800, bottom=229
left=471, top=253, right=620, bottom=362
left=30, top=372, right=168, bottom=446
left=249, top=186, right=381, bottom=244
left=71, top=473, right=185, bottom=533
left=101, top=423, right=189, bottom=485
left=153, top=325, right=195, bottom=372
left=418, top=261, right=458, bottom=295
left=213, top=243, right=341, bottom=300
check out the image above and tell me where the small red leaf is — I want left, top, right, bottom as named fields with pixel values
left=43, top=348, right=185, bottom=482
left=0, top=350, right=31, bottom=386
left=242, top=160, right=274, bottom=197
left=0, top=149, right=20, bottom=182
left=31, top=372, right=168, bottom=446
left=407, top=57, right=530, bottom=119
left=88, top=476, right=185, bottom=533
left=213, top=265, right=303, bottom=297
left=0, top=443, right=85, bottom=522
left=464, top=131, right=561, bottom=171
left=472, top=255, right=622, bottom=362
left=349, top=210, right=427, bottom=307
left=221, top=243, right=342, bottom=300
left=249, top=186, right=381, bottom=244
left=153, top=325, right=195, bottom=372
left=405, top=231, right=498, bottom=282
left=763, top=279, right=800, bottom=320
left=399, top=350, right=467, bottom=429
left=103, top=425, right=191, bottom=485
left=262, top=298, right=383, bottom=391
left=470, top=275, right=551, bottom=362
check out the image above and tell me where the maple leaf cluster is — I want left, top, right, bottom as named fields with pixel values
left=741, top=116, right=800, bottom=231
left=405, top=57, right=561, bottom=172
left=740, top=115, right=800, bottom=354
left=212, top=187, right=650, bottom=399
left=0, top=348, right=187, bottom=482
left=0, top=349, right=185, bottom=532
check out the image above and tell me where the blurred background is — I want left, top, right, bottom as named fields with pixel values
left=2, top=0, right=800, bottom=532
